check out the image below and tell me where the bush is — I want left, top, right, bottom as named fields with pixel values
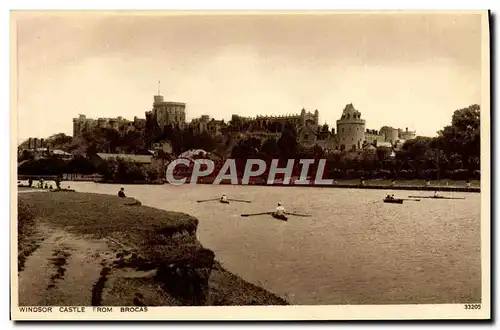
left=449, top=169, right=471, bottom=181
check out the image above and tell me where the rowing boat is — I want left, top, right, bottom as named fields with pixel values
left=271, top=213, right=288, bottom=221
left=383, top=198, right=404, bottom=204
left=220, top=200, right=230, bottom=204
left=407, top=196, right=466, bottom=200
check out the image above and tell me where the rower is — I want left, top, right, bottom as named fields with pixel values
left=275, top=202, right=286, bottom=216
left=118, top=187, right=126, bottom=198
left=220, top=194, right=228, bottom=202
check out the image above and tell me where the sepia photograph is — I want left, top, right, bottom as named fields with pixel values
left=11, top=10, right=490, bottom=320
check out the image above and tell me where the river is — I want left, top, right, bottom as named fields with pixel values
left=60, top=181, right=481, bottom=305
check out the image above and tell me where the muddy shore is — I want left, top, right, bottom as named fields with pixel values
left=17, top=191, right=288, bottom=306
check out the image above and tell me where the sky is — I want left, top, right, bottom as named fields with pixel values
left=14, top=11, right=484, bottom=142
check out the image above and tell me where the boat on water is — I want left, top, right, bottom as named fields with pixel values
left=383, top=198, right=404, bottom=204
left=407, top=195, right=465, bottom=200
left=271, top=212, right=288, bottom=221
left=220, top=200, right=230, bottom=204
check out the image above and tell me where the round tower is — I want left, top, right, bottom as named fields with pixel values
left=379, top=126, right=399, bottom=144
left=154, top=95, right=164, bottom=106
left=336, top=103, right=366, bottom=151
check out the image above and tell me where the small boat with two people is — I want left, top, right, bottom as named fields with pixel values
left=383, top=194, right=404, bottom=204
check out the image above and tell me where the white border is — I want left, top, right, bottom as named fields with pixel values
left=4, top=1, right=497, bottom=327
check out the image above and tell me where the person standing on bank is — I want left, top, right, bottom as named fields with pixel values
left=118, top=187, right=126, bottom=198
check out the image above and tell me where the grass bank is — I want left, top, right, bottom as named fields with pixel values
left=17, top=191, right=288, bottom=306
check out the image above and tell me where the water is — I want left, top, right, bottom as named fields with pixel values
left=63, top=182, right=481, bottom=305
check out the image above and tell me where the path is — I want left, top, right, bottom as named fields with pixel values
left=18, top=223, right=176, bottom=306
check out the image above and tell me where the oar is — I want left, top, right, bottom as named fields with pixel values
left=241, top=212, right=273, bottom=217
left=197, top=198, right=220, bottom=203
left=285, top=212, right=312, bottom=217
left=403, top=198, right=421, bottom=202
left=228, top=199, right=252, bottom=203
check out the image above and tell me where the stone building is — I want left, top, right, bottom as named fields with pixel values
left=253, top=108, right=319, bottom=130
left=190, top=115, right=226, bottom=136
left=73, top=114, right=145, bottom=137
left=336, top=103, right=366, bottom=151
left=332, top=103, right=417, bottom=151
left=145, top=93, right=186, bottom=130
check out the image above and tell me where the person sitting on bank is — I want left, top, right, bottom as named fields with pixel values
left=118, top=188, right=126, bottom=198
left=391, top=180, right=396, bottom=187
left=433, top=190, right=440, bottom=197
left=220, top=194, right=228, bottom=202
left=275, top=202, right=286, bottom=216
left=425, top=180, right=431, bottom=187
left=466, top=179, right=471, bottom=188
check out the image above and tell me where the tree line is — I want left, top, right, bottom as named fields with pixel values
left=18, top=104, right=480, bottom=181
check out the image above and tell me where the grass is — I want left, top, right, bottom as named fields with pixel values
left=18, top=200, right=39, bottom=272
left=18, top=192, right=199, bottom=239
left=18, top=191, right=289, bottom=306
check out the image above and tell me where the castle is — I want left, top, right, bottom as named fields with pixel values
left=145, top=94, right=186, bottom=130
left=73, top=93, right=186, bottom=138
left=223, top=104, right=416, bottom=151
left=72, top=90, right=416, bottom=152
left=72, top=114, right=146, bottom=137
left=332, top=103, right=416, bottom=151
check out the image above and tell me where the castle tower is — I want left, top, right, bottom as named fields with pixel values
left=336, top=103, right=366, bottom=151
left=300, top=108, right=306, bottom=126
left=314, top=109, right=319, bottom=125
left=379, top=126, right=399, bottom=144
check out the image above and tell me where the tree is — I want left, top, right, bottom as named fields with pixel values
left=261, top=138, right=280, bottom=158
left=277, top=125, right=298, bottom=159
left=437, top=104, right=480, bottom=171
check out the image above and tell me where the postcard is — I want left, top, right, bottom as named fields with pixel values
left=11, top=10, right=490, bottom=320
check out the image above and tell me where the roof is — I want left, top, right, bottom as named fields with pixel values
left=179, top=149, right=208, bottom=159
left=52, top=149, right=71, bottom=156
left=97, top=153, right=152, bottom=164
left=376, top=142, right=393, bottom=148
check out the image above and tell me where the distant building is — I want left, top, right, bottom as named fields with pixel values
left=145, top=93, right=186, bottom=130
left=73, top=114, right=145, bottom=137
left=190, top=115, right=226, bottom=136
left=336, top=103, right=366, bottom=151
left=332, top=103, right=417, bottom=151
left=96, top=153, right=153, bottom=164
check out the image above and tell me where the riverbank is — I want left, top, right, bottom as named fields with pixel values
left=17, top=191, right=288, bottom=306
left=187, top=179, right=480, bottom=193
